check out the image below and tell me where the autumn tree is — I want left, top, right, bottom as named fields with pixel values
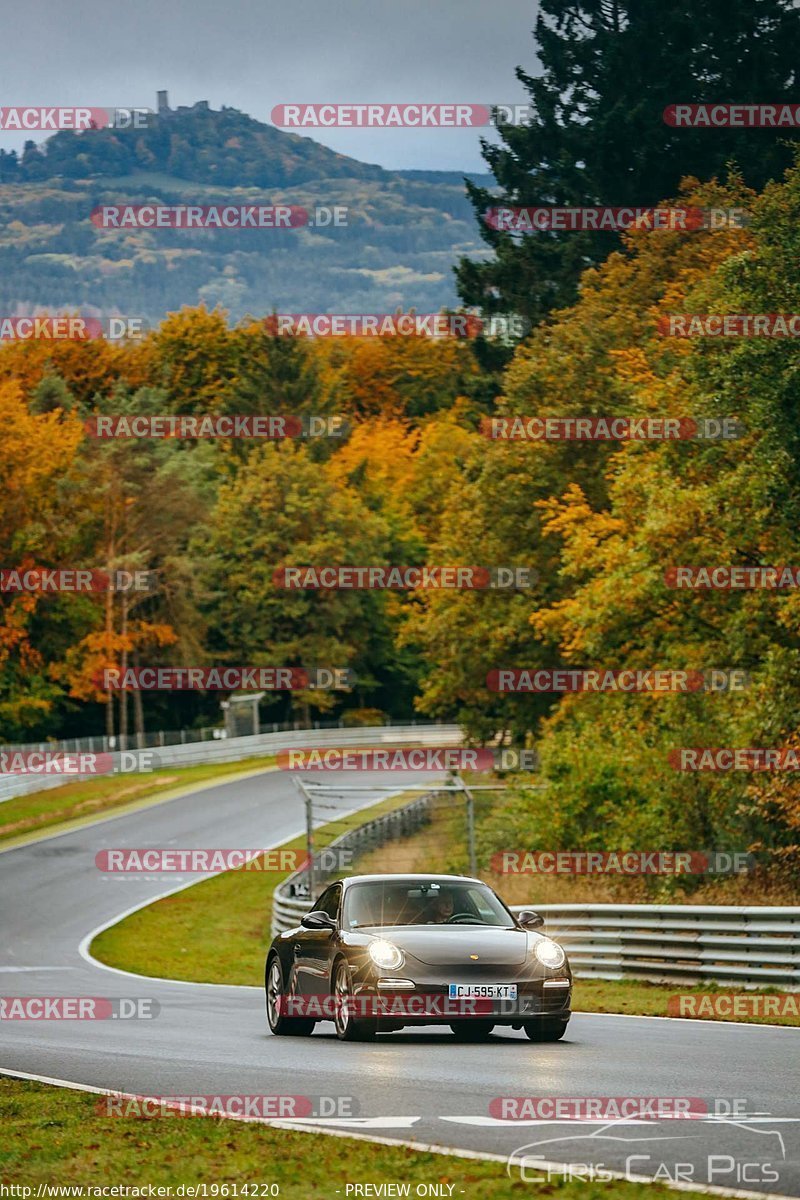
left=197, top=442, right=406, bottom=721
left=488, top=160, right=800, bottom=880
left=66, top=384, right=212, bottom=743
left=409, top=179, right=754, bottom=743
left=0, top=381, right=84, bottom=738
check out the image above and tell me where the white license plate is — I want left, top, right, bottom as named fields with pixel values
left=448, top=983, right=517, bottom=1000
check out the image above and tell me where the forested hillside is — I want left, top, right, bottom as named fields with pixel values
left=0, top=103, right=492, bottom=319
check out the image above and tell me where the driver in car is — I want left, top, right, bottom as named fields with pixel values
left=425, top=887, right=455, bottom=923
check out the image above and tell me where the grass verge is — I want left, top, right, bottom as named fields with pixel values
left=0, top=756, right=279, bottom=849
left=573, top=978, right=800, bottom=1026
left=0, top=1076, right=718, bottom=1198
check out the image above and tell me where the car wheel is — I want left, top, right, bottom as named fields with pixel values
left=449, top=1020, right=494, bottom=1041
left=333, top=959, right=376, bottom=1041
left=265, top=955, right=315, bottom=1036
left=523, top=1019, right=569, bottom=1042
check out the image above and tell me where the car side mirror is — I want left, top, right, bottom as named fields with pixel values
left=518, top=909, right=544, bottom=930
left=301, top=910, right=337, bottom=931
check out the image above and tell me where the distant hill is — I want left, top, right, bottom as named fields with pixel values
left=0, top=100, right=495, bottom=322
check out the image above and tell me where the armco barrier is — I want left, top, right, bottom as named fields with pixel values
left=527, top=903, right=800, bottom=990
left=273, top=853, right=800, bottom=989
left=0, top=723, right=462, bottom=806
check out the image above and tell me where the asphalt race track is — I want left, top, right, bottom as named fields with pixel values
left=1, top=768, right=799, bottom=1196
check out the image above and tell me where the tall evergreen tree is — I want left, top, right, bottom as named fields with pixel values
left=457, top=0, right=800, bottom=324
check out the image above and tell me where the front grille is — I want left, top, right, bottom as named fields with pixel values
left=378, top=979, right=570, bottom=1016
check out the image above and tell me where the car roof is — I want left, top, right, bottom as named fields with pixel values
left=336, top=873, right=486, bottom=888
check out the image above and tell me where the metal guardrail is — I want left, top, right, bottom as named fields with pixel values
left=0, top=723, right=462, bottom=806
left=272, top=833, right=800, bottom=989
left=524, top=903, right=800, bottom=990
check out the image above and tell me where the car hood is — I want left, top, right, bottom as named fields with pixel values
left=369, top=925, right=531, bottom=967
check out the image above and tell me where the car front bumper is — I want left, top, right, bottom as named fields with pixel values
left=353, top=977, right=572, bottom=1025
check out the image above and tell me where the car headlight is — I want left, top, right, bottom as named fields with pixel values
left=533, top=937, right=566, bottom=969
left=368, top=939, right=404, bottom=970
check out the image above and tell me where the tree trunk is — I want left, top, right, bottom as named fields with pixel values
left=119, top=589, right=129, bottom=751
left=104, top=565, right=115, bottom=741
left=132, top=648, right=145, bottom=748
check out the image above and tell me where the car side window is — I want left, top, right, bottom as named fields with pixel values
left=315, top=885, right=341, bottom=920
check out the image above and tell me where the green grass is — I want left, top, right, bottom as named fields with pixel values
left=573, top=977, right=800, bottom=1026
left=0, top=1076, right=718, bottom=1198
left=0, top=756, right=279, bottom=849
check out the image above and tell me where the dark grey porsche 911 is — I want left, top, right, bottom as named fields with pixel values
left=265, top=873, right=572, bottom=1042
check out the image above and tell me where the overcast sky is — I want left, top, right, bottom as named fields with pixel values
left=2, top=0, right=539, bottom=172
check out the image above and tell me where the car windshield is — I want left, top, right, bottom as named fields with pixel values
left=342, top=881, right=516, bottom=929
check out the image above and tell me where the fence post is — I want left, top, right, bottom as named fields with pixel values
left=293, top=778, right=315, bottom=900
left=454, top=775, right=477, bottom=877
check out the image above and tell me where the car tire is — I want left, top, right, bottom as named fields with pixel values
left=523, top=1019, right=569, bottom=1042
left=333, top=959, right=376, bottom=1041
left=449, top=1020, right=495, bottom=1041
left=265, top=955, right=315, bottom=1037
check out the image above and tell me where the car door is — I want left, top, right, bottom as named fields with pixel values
left=292, top=884, right=341, bottom=996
